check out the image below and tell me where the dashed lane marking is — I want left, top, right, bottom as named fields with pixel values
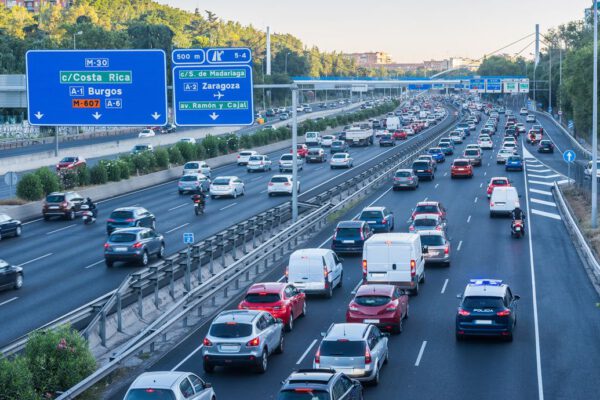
left=530, top=188, right=552, bottom=196
left=530, top=198, right=557, bottom=207
left=531, top=209, right=562, bottom=220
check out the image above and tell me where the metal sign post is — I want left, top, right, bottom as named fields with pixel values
left=563, top=150, right=576, bottom=185
left=4, top=172, right=18, bottom=198
left=183, top=232, right=194, bottom=291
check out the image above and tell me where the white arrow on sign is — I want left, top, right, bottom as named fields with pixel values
left=209, top=112, right=219, bottom=121
left=151, top=112, right=161, bottom=120
left=34, top=112, right=44, bottom=120
left=211, top=50, right=224, bottom=62
left=92, top=112, right=102, bottom=120
left=213, top=91, right=224, bottom=100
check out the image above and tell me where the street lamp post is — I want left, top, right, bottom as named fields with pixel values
left=73, top=30, right=83, bottom=50
left=593, top=0, right=599, bottom=228
left=284, top=52, right=291, bottom=74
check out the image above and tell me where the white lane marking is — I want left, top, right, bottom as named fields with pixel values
left=479, top=183, right=483, bottom=188
left=46, top=224, right=76, bottom=235
left=487, top=163, right=490, bottom=167
left=219, top=202, right=238, bottom=211
left=530, top=188, right=552, bottom=196
left=314, top=166, right=324, bottom=171
left=17, top=252, right=53, bottom=267
left=434, top=183, right=439, bottom=189
left=23, top=218, right=43, bottom=226
left=474, top=197, right=478, bottom=203
left=467, top=215, right=471, bottom=223
left=528, top=173, right=561, bottom=179
left=296, top=339, right=318, bottom=365
left=483, top=171, right=487, bottom=176
left=528, top=180, right=554, bottom=187
left=441, top=279, right=449, bottom=294
left=166, top=223, right=190, bottom=234
left=444, top=172, right=448, bottom=176
left=527, top=168, right=551, bottom=173
left=457, top=240, right=463, bottom=251
left=531, top=209, right=562, bottom=220
left=171, top=345, right=204, bottom=371
left=248, top=177, right=263, bottom=182
left=414, top=340, right=427, bottom=366
left=530, top=198, right=557, bottom=207
left=0, top=297, right=18, bottom=307
left=423, top=197, right=428, bottom=201
left=351, top=279, right=363, bottom=294
left=260, top=189, right=268, bottom=194
left=168, top=203, right=188, bottom=211
left=557, top=179, right=570, bottom=185
left=84, top=260, right=104, bottom=269
left=277, top=275, right=286, bottom=282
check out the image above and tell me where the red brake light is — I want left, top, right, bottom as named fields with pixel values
left=295, top=389, right=314, bottom=393
left=315, top=348, right=320, bottom=363
left=497, top=309, right=511, bottom=317
left=60, top=201, right=68, bottom=207
left=107, top=218, right=115, bottom=223
left=246, top=337, right=260, bottom=347
left=381, top=219, right=387, bottom=224
left=490, top=202, right=495, bottom=207
left=444, top=245, right=449, bottom=255
left=410, top=260, right=416, bottom=277
left=362, top=260, right=367, bottom=276
left=203, top=337, right=213, bottom=346
left=323, top=266, right=329, bottom=278
left=125, top=218, right=135, bottom=222
left=268, top=182, right=274, bottom=186
left=365, top=348, right=372, bottom=364
left=458, top=308, right=470, bottom=316
left=132, top=242, right=143, bottom=249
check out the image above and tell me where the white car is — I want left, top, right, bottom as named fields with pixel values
left=502, top=142, right=518, bottom=154
left=496, top=149, right=514, bottom=164
left=404, top=127, right=415, bottom=136
left=526, top=114, right=536, bottom=123
left=478, top=137, right=493, bottom=150
left=268, top=175, right=299, bottom=196
left=465, top=144, right=481, bottom=151
left=450, top=133, right=463, bottom=144
left=237, top=150, right=259, bottom=166
left=182, top=161, right=211, bottom=177
left=209, top=176, right=245, bottom=199
left=278, top=154, right=304, bottom=172
left=179, top=137, right=196, bottom=144
left=138, top=128, right=156, bottom=138
left=330, top=153, right=354, bottom=169
left=321, top=135, right=335, bottom=147
left=123, top=371, right=216, bottom=400
left=520, top=108, right=528, bottom=115
left=247, top=155, right=272, bottom=172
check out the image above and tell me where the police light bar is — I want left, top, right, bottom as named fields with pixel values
left=469, top=279, right=503, bottom=286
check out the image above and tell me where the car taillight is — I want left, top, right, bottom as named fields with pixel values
left=490, top=202, right=495, bottom=207
left=323, top=266, right=329, bottom=277
left=132, top=242, right=143, bottom=249
left=349, top=304, right=359, bottom=312
left=246, top=337, right=260, bottom=347
left=125, top=218, right=135, bottom=223
left=103, top=243, right=110, bottom=249
left=203, top=337, right=213, bottom=346
left=362, top=260, right=367, bottom=276
left=107, top=218, right=115, bottom=223
left=444, top=245, right=449, bottom=255
left=497, top=309, right=511, bottom=317
left=365, top=348, right=372, bottom=364
left=458, top=308, right=470, bottom=316
left=315, top=348, right=320, bottom=364
left=409, top=225, right=415, bottom=231
left=272, top=306, right=282, bottom=310
left=268, top=182, right=274, bottom=186
left=385, top=303, right=397, bottom=312
left=381, top=219, right=387, bottom=224
left=410, top=260, right=416, bottom=278
left=284, top=182, right=291, bottom=186
left=60, top=201, right=68, bottom=208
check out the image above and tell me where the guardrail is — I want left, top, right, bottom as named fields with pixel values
left=533, top=110, right=592, bottom=159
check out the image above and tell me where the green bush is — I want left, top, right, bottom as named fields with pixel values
left=217, top=136, right=228, bottom=155
left=104, top=161, right=122, bottom=182
left=16, top=173, right=43, bottom=201
left=226, top=134, right=239, bottom=152
left=0, top=357, right=37, bottom=400
left=25, top=325, right=96, bottom=397
left=202, top=135, right=219, bottom=158
left=176, top=142, right=196, bottom=162
left=195, top=142, right=207, bottom=160
left=239, top=135, right=252, bottom=149
left=154, top=147, right=169, bottom=169
left=90, top=164, right=108, bottom=185
left=131, top=153, right=150, bottom=174
left=34, top=167, right=60, bottom=195
left=118, top=160, right=130, bottom=180
left=77, top=165, right=91, bottom=186
left=168, top=146, right=184, bottom=165
left=59, top=169, right=78, bottom=190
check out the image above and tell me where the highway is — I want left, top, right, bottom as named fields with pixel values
left=107, top=110, right=600, bottom=399
left=0, top=102, right=455, bottom=347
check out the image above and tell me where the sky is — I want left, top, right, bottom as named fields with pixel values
left=160, top=0, right=589, bottom=63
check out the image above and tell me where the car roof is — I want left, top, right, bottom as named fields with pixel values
left=109, top=227, right=145, bottom=235
left=416, top=201, right=440, bottom=206
left=113, top=206, right=145, bottom=212
left=336, top=220, right=365, bottom=228
left=326, top=323, right=369, bottom=339
left=214, top=309, right=262, bottom=324
left=464, top=279, right=507, bottom=297
left=418, top=230, right=445, bottom=237
left=355, top=284, right=394, bottom=297
left=395, top=168, right=413, bottom=173
left=181, top=173, right=207, bottom=179
left=361, top=206, right=385, bottom=212
left=453, top=158, right=470, bottom=163
left=286, top=369, right=336, bottom=384
left=490, top=177, right=509, bottom=182
left=130, top=371, right=187, bottom=389
left=213, top=176, right=236, bottom=180
left=271, top=174, right=292, bottom=179
left=248, top=282, right=286, bottom=294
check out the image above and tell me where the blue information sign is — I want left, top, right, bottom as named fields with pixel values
left=26, top=50, right=168, bottom=126
left=183, top=232, right=195, bottom=244
left=172, top=47, right=254, bottom=126
left=408, top=83, right=432, bottom=90
left=563, top=150, right=576, bottom=163
left=470, top=79, right=485, bottom=92
left=485, top=78, right=502, bottom=93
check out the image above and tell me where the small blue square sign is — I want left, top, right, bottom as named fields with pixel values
left=183, top=232, right=195, bottom=244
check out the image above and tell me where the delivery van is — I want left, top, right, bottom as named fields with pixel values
left=489, top=186, right=520, bottom=217
left=286, top=249, right=343, bottom=298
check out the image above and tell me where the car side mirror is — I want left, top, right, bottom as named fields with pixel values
left=204, top=383, right=212, bottom=389
left=514, top=295, right=521, bottom=301
left=456, top=293, right=462, bottom=299
left=320, top=332, right=326, bottom=337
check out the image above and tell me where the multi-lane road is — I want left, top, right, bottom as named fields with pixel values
left=107, top=109, right=600, bottom=399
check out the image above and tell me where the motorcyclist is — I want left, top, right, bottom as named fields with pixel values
left=85, top=197, right=97, bottom=218
left=191, top=192, right=206, bottom=212
left=511, top=207, right=525, bottom=230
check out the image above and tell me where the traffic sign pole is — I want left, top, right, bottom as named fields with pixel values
left=563, top=150, right=576, bottom=186
left=292, top=87, right=299, bottom=223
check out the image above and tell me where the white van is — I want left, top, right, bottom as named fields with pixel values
left=286, top=249, right=343, bottom=298
left=305, top=131, right=322, bottom=147
left=489, top=186, right=520, bottom=217
left=362, top=233, right=426, bottom=295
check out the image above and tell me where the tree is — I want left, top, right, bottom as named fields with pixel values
left=16, top=173, right=43, bottom=201
left=0, top=357, right=37, bottom=400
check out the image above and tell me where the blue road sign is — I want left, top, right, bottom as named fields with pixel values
left=183, top=232, right=195, bottom=244
left=568, top=120, right=574, bottom=129
left=172, top=47, right=254, bottom=126
left=485, top=78, right=502, bottom=93
left=469, top=78, right=485, bottom=92
left=407, top=83, right=432, bottom=90
left=563, top=150, right=576, bottom=163
left=26, top=50, right=168, bottom=126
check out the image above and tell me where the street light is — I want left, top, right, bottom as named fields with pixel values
left=592, top=0, right=598, bottom=228
left=73, top=30, right=83, bottom=50
left=284, top=52, right=291, bottom=74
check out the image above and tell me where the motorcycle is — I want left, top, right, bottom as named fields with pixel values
left=193, top=197, right=205, bottom=216
left=81, top=204, right=96, bottom=225
left=511, top=219, right=524, bottom=238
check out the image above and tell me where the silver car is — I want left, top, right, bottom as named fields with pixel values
left=209, top=176, right=245, bottom=199
left=178, top=173, right=210, bottom=194
left=202, top=310, right=284, bottom=373
left=392, top=169, right=419, bottom=190
left=409, top=213, right=447, bottom=233
left=330, top=153, right=353, bottom=169
left=314, top=323, right=389, bottom=385
left=419, top=230, right=451, bottom=266
left=123, top=371, right=215, bottom=400
left=247, top=155, right=272, bottom=172
left=278, top=153, right=304, bottom=172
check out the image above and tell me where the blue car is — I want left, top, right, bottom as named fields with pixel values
left=428, top=148, right=446, bottom=163
left=505, top=155, right=523, bottom=171
left=439, top=142, right=454, bottom=155
left=357, top=206, right=395, bottom=233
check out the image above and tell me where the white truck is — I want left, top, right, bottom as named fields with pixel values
left=385, top=116, right=400, bottom=131
left=304, top=131, right=322, bottom=147
left=345, top=126, right=374, bottom=146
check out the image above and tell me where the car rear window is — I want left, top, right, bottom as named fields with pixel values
left=61, top=157, right=76, bottom=162
left=332, top=154, right=346, bottom=159
left=271, top=177, right=289, bottom=183
left=180, top=175, right=198, bottom=182
left=381, top=135, right=392, bottom=139
left=209, top=322, right=253, bottom=338
left=507, top=157, right=521, bottom=162
left=110, top=210, right=134, bottom=219
left=420, top=235, right=444, bottom=246
left=320, top=340, right=365, bottom=357
left=46, top=194, right=65, bottom=203
left=277, top=390, right=329, bottom=400
left=240, top=152, right=253, bottom=156
left=359, top=211, right=383, bottom=220
left=332, top=141, right=344, bottom=146
left=245, top=293, right=281, bottom=303
left=414, top=218, right=438, bottom=227
left=492, top=179, right=508, bottom=185
left=308, top=150, right=321, bottom=155
left=109, top=232, right=137, bottom=243
left=280, top=155, right=293, bottom=160
left=415, top=205, right=439, bottom=213
left=336, top=227, right=361, bottom=239
left=453, top=161, right=470, bottom=167
left=184, top=162, right=199, bottom=169
left=213, top=178, right=231, bottom=185
left=354, top=295, right=391, bottom=307
left=412, top=161, right=429, bottom=168
left=465, top=150, right=479, bottom=156
left=249, top=156, right=262, bottom=161
left=124, top=389, right=176, bottom=400
left=395, top=171, right=412, bottom=177
left=462, top=296, right=505, bottom=310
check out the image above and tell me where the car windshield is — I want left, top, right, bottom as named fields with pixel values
left=110, top=211, right=135, bottom=219
left=280, top=155, right=293, bottom=161
left=124, top=389, right=176, bottom=400
left=209, top=322, right=253, bottom=338
left=180, top=175, right=199, bottom=182
left=429, top=149, right=441, bottom=153
left=320, top=340, right=365, bottom=357
left=244, top=293, right=281, bottom=303
left=413, top=162, right=429, bottom=168
left=359, top=211, right=383, bottom=220
left=541, top=141, right=551, bottom=145
left=308, top=150, right=321, bottom=155
left=109, top=232, right=137, bottom=243
left=277, top=390, right=330, bottom=400
left=354, top=295, right=391, bottom=307
left=462, top=296, right=505, bottom=310
left=395, top=171, right=412, bottom=177
left=133, top=145, right=148, bottom=151
left=184, top=162, right=199, bottom=169
left=213, top=178, right=231, bottom=185
left=507, top=157, right=521, bottom=162
left=420, top=235, right=445, bottom=246
left=61, top=157, right=76, bottom=162
left=336, top=227, right=361, bottom=239
left=271, top=177, right=289, bottom=183
left=439, top=143, right=449, bottom=147
left=454, top=161, right=470, bottom=167
left=46, top=194, right=65, bottom=203
left=414, top=218, right=438, bottom=227
left=415, top=205, right=439, bottom=213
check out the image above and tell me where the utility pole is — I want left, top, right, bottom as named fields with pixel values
left=266, top=26, right=271, bottom=76
left=534, top=24, right=539, bottom=110
left=592, top=1, right=598, bottom=228
left=548, top=44, right=552, bottom=115
left=559, top=43, right=563, bottom=124
left=291, top=88, right=299, bottom=222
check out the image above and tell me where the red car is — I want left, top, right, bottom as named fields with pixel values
left=411, top=123, right=421, bottom=133
left=393, top=130, right=407, bottom=140
left=486, top=177, right=511, bottom=198
left=56, top=156, right=86, bottom=171
left=346, top=284, right=409, bottom=333
left=291, top=144, right=308, bottom=158
left=451, top=159, right=474, bottom=179
left=411, top=200, right=447, bottom=221
left=238, top=282, right=306, bottom=331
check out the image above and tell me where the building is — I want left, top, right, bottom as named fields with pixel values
left=1, top=0, right=71, bottom=12
left=423, top=59, right=449, bottom=71
left=449, top=57, right=480, bottom=71
left=345, top=52, right=393, bottom=67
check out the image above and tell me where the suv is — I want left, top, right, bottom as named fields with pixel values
left=104, top=227, right=165, bottom=267
left=456, top=279, right=520, bottom=341
left=0, top=259, right=23, bottom=291
left=277, top=369, right=363, bottom=400
left=42, top=191, right=85, bottom=221
left=106, top=207, right=156, bottom=235
left=314, top=323, right=389, bottom=385
left=412, top=160, right=435, bottom=181
left=123, top=371, right=215, bottom=400
left=306, top=148, right=327, bottom=163
left=357, top=206, right=394, bottom=233
left=202, top=310, right=284, bottom=373
left=331, top=220, right=373, bottom=254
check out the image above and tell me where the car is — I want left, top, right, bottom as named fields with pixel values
left=451, top=158, right=473, bottom=179
left=379, top=134, right=395, bottom=146
left=42, top=191, right=85, bottom=221
left=330, top=140, right=348, bottom=154
left=438, top=141, right=454, bottom=155
left=331, top=220, right=373, bottom=254
left=496, top=149, right=514, bottom=164
left=419, top=230, right=450, bottom=266
left=131, top=144, right=154, bottom=154
left=182, top=160, right=211, bottom=178
left=357, top=206, right=394, bottom=232
left=209, top=176, right=245, bottom=199
left=519, top=107, right=528, bottom=115
left=268, top=175, right=299, bottom=196
left=478, top=137, right=493, bottom=150
left=409, top=213, right=446, bottom=233
left=403, top=127, right=415, bottom=136
left=346, top=285, right=409, bottom=333
left=490, top=186, right=520, bottom=217
left=304, top=106, right=313, bottom=113
left=321, top=135, right=335, bottom=147
left=526, top=114, right=536, bottom=123
left=104, top=227, right=164, bottom=267
left=279, top=112, right=290, bottom=120
left=463, top=149, right=482, bottom=166
left=505, top=155, right=524, bottom=171
left=238, top=282, right=306, bottom=332
left=505, top=127, right=517, bottom=137
left=486, top=177, right=511, bottom=198
left=293, top=144, right=309, bottom=158
left=202, top=309, right=284, bottom=373
left=411, top=201, right=447, bottom=221
left=306, top=148, right=327, bottom=163
left=412, top=160, right=435, bottom=181
left=502, top=142, right=518, bottom=154
left=178, top=173, right=210, bottom=194
left=179, top=137, right=196, bottom=145
left=314, top=323, right=388, bottom=385
left=0, top=213, right=22, bottom=240
left=278, top=154, right=304, bottom=172
left=330, top=153, right=353, bottom=169
left=450, top=132, right=463, bottom=144
left=0, top=259, right=23, bottom=291
left=160, top=123, right=177, bottom=134
left=266, top=108, right=276, bottom=117
left=456, top=279, right=520, bottom=341
left=515, top=123, right=526, bottom=134
left=56, top=156, right=86, bottom=171
left=277, top=369, right=363, bottom=400
left=247, top=154, right=273, bottom=172
left=138, top=128, right=156, bottom=138
left=286, top=249, right=343, bottom=297
left=106, top=206, right=156, bottom=235
left=416, top=155, right=437, bottom=170
left=538, top=140, right=555, bottom=153
left=392, top=129, right=407, bottom=140
left=428, top=147, right=446, bottom=163
left=237, top=150, right=259, bottom=166
left=393, top=169, right=419, bottom=190
left=123, top=371, right=215, bottom=400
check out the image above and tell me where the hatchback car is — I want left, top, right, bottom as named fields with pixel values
left=104, top=227, right=165, bottom=267
left=0, top=213, right=22, bottom=240
left=502, top=142, right=518, bottom=154
left=123, top=371, right=215, bottom=400
left=209, top=176, right=245, bottom=199
left=182, top=160, right=211, bottom=177
left=0, top=259, right=23, bottom=291
left=487, top=177, right=511, bottom=198
left=456, top=279, right=520, bottom=341
left=178, top=173, right=210, bottom=194
left=42, top=191, right=85, bottom=221
left=131, top=144, right=154, bottom=154
left=357, top=206, right=394, bottom=232
left=293, top=144, right=309, bottom=158
left=450, top=132, right=463, bottom=144
left=330, top=153, right=353, bottom=169
left=321, top=135, right=335, bottom=147
left=331, top=220, right=373, bottom=254
left=419, top=230, right=451, bottom=266
left=428, top=148, right=445, bottom=163
left=106, top=207, right=155, bottom=235
left=409, top=213, right=446, bottom=233
left=202, top=310, right=284, bottom=373
left=463, top=149, right=482, bottom=166
left=505, top=155, right=524, bottom=171
left=238, top=282, right=306, bottom=332
left=56, top=156, right=86, bottom=171
left=279, top=154, right=304, bottom=172
left=277, top=369, right=363, bottom=400
left=392, top=130, right=407, bottom=140
left=411, top=201, right=447, bottom=221
left=268, top=175, right=299, bottom=196
left=496, top=149, right=514, bottom=164
left=237, top=150, right=259, bottom=166
left=412, top=160, right=435, bottom=181
left=330, top=140, right=348, bottom=154
left=451, top=159, right=473, bottom=179
left=346, top=285, right=408, bottom=334
left=438, top=141, right=454, bottom=155
left=526, top=114, right=536, bottom=123
left=247, top=155, right=272, bottom=172
left=538, top=140, right=555, bottom=153
left=379, top=134, right=395, bottom=147
left=138, top=128, right=156, bottom=138
left=307, top=148, right=327, bottom=163
left=416, top=154, right=437, bottom=170
left=314, top=323, right=389, bottom=385
left=478, top=136, right=493, bottom=150
left=392, top=169, right=419, bottom=190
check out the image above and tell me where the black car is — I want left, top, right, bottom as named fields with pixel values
left=336, top=132, right=346, bottom=141
left=106, top=207, right=156, bottom=235
left=379, top=134, right=395, bottom=147
left=104, top=227, right=165, bottom=267
left=277, top=369, right=363, bottom=400
left=0, top=213, right=22, bottom=240
left=0, top=259, right=23, bottom=291
left=412, top=160, right=435, bottom=181
left=161, top=123, right=177, bottom=134
left=538, top=140, right=555, bottom=153
left=331, top=221, right=373, bottom=254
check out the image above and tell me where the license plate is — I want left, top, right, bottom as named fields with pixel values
left=417, top=170, right=424, bottom=172
left=474, top=320, right=493, bottom=325
left=364, top=319, right=380, bottom=324
left=370, top=272, right=386, bottom=277
left=367, top=221, right=376, bottom=224
left=220, top=345, right=240, bottom=352
left=342, top=240, right=355, bottom=244
left=49, top=206, right=59, bottom=209
left=115, top=247, right=128, bottom=252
